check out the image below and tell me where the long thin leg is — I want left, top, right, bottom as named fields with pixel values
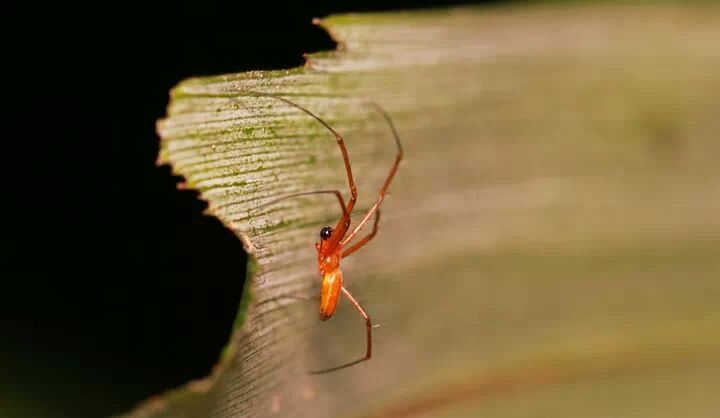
left=310, top=286, right=372, bottom=374
left=341, top=103, right=403, bottom=246
left=341, top=209, right=380, bottom=258
left=258, top=190, right=348, bottom=218
left=240, top=91, right=358, bottom=241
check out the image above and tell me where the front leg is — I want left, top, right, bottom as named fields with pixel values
left=342, top=209, right=380, bottom=258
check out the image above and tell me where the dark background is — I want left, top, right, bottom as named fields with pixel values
left=4, top=1, right=485, bottom=416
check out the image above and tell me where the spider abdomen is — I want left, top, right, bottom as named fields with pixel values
left=320, top=269, right=343, bottom=321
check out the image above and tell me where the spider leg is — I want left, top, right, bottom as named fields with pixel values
left=341, top=102, right=403, bottom=246
left=341, top=209, right=380, bottom=258
left=240, top=91, right=357, bottom=246
left=310, top=286, right=371, bottom=374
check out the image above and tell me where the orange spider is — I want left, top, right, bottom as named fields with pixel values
left=251, top=92, right=403, bottom=373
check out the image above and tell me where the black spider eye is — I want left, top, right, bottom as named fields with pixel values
left=320, top=226, right=333, bottom=240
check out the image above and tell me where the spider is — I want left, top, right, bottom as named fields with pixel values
left=248, top=91, right=403, bottom=373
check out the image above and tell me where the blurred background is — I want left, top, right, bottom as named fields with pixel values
left=3, top=1, right=719, bottom=417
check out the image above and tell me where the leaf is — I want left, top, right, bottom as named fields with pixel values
left=127, top=3, right=720, bottom=418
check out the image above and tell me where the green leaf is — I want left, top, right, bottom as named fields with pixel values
left=127, top=3, right=720, bottom=417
